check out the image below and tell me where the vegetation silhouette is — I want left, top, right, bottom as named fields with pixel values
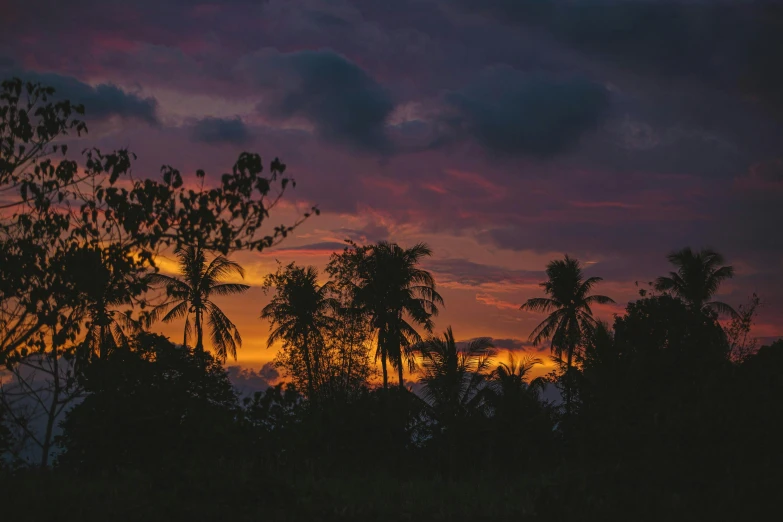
left=349, top=241, right=443, bottom=390
left=520, top=254, right=614, bottom=413
left=1, top=77, right=782, bottom=521
left=262, top=262, right=337, bottom=400
left=148, top=245, right=249, bottom=361
left=416, top=327, right=496, bottom=426
left=655, top=247, right=738, bottom=317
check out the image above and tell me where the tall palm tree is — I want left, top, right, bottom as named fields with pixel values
left=654, top=247, right=737, bottom=317
left=416, top=327, right=496, bottom=422
left=147, top=246, right=249, bottom=362
left=520, top=255, right=614, bottom=412
left=261, top=263, right=336, bottom=399
left=354, top=242, right=443, bottom=390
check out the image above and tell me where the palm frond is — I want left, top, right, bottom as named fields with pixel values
left=705, top=300, right=739, bottom=318
left=210, top=283, right=251, bottom=296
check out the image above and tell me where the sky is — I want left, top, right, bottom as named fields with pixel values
left=2, top=0, right=782, bottom=384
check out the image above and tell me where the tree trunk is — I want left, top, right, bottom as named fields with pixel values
left=195, top=307, right=203, bottom=353
left=380, top=339, right=388, bottom=390
left=397, top=359, right=405, bottom=390
left=98, top=321, right=106, bottom=360
left=302, top=335, right=316, bottom=400
left=565, top=346, right=573, bottom=416
left=344, top=323, right=354, bottom=391
left=40, top=335, right=60, bottom=469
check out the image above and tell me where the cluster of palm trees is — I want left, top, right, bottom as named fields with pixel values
left=147, top=242, right=738, bottom=412
left=261, top=242, right=444, bottom=395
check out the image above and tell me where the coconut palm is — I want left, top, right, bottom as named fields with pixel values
left=82, top=297, right=140, bottom=362
left=654, top=247, right=737, bottom=317
left=416, top=327, right=496, bottom=422
left=147, top=246, right=249, bottom=362
left=354, top=242, right=443, bottom=390
left=64, top=246, right=140, bottom=362
left=491, top=353, right=547, bottom=403
left=520, top=255, right=614, bottom=412
left=261, top=263, right=337, bottom=399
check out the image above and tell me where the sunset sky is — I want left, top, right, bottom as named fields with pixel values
left=2, top=1, right=782, bottom=383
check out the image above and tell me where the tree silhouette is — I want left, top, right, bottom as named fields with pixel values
left=57, top=332, right=239, bottom=475
left=64, top=246, right=143, bottom=362
left=416, top=327, right=495, bottom=423
left=261, top=263, right=337, bottom=400
left=490, top=353, right=547, bottom=403
left=148, top=246, right=249, bottom=361
left=354, top=242, right=443, bottom=390
left=654, top=247, right=737, bottom=317
left=520, top=255, right=614, bottom=413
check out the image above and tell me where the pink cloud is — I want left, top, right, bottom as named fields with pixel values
left=475, top=293, right=521, bottom=311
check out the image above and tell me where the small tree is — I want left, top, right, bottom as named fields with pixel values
left=725, top=293, right=761, bottom=362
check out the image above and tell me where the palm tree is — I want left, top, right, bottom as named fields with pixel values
left=82, top=298, right=139, bottom=362
left=491, top=353, right=547, bottom=404
left=65, top=246, right=140, bottom=362
left=147, top=246, right=249, bottom=362
left=261, top=263, right=336, bottom=399
left=520, top=255, right=614, bottom=412
left=416, top=327, right=496, bottom=423
left=654, top=247, right=737, bottom=317
left=354, top=242, right=443, bottom=390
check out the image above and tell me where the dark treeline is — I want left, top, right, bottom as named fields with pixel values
left=1, top=78, right=781, bottom=521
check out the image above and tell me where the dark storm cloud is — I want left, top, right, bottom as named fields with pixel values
left=190, top=117, right=250, bottom=145
left=443, top=66, right=611, bottom=156
left=239, top=49, right=395, bottom=152
left=449, top=1, right=783, bottom=112
left=4, top=70, right=158, bottom=124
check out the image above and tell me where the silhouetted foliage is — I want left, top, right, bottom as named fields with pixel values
left=655, top=247, right=737, bottom=317
left=343, top=241, right=443, bottom=389
left=0, top=404, right=11, bottom=462
left=416, top=327, right=495, bottom=425
left=57, top=333, right=239, bottom=475
left=0, top=76, right=306, bottom=467
left=520, top=254, right=614, bottom=413
left=147, top=245, right=249, bottom=361
left=262, top=262, right=337, bottom=399
left=482, top=354, right=555, bottom=473
left=2, top=76, right=781, bottom=520
left=0, top=76, right=311, bottom=365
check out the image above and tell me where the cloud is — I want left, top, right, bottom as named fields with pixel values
left=189, top=116, right=250, bottom=145
left=225, top=362, right=280, bottom=396
left=443, top=66, right=611, bottom=156
left=475, top=292, right=521, bottom=311
left=449, top=1, right=783, bottom=113
left=748, top=159, right=783, bottom=184
left=238, top=48, right=395, bottom=152
left=262, top=241, right=350, bottom=257
left=425, top=258, right=542, bottom=289
left=457, top=336, right=548, bottom=353
left=5, top=69, right=158, bottom=124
